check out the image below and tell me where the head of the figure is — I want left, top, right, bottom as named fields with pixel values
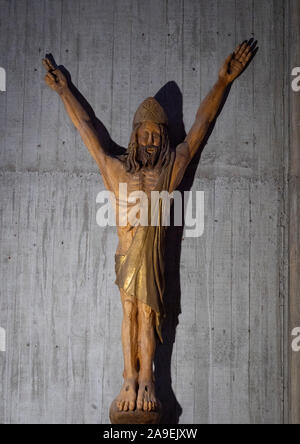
left=125, top=97, right=171, bottom=173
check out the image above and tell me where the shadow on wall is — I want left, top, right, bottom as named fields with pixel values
left=154, top=82, right=203, bottom=423
left=154, top=80, right=231, bottom=424
left=154, top=81, right=186, bottom=424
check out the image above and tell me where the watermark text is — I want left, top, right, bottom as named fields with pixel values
left=0, top=327, right=5, bottom=352
left=96, top=184, right=204, bottom=238
left=292, top=327, right=300, bottom=352
left=291, top=67, right=300, bottom=92
left=0, top=67, right=6, bottom=92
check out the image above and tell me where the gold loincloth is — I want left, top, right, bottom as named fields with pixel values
left=115, top=253, right=163, bottom=340
left=114, top=222, right=166, bottom=343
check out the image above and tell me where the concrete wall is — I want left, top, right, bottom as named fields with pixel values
left=0, top=0, right=291, bottom=423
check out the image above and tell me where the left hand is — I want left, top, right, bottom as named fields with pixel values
left=42, top=56, right=68, bottom=95
left=219, top=38, right=256, bottom=84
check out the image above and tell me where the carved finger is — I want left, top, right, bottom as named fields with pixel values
left=242, top=39, right=254, bottom=56
left=239, top=52, right=248, bottom=63
left=246, top=37, right=254, bottom=48
left=243, top=41, right=253, bottom=55
left=54, top=69, right=65, bottom=81
left=143, top=400, right=148, bottom=411
left=123, top=401, right=129, bottom=411
left=45, top=72, right=55, bottom=82
left=148, top=401, right=152, bottom=411
left=248, top=40, right=257, bottom=57
left=245, top=51, right=252, bottom=62
left=237, top=47, right=248, bottom=60
left=238, top=48, right=249, bottom=62
left=234, top=43, right=242, bottom=55
left=44, top=55, right=56, bottom=71
left=241, top=48, right=253, bottom=64
left=235, top=41, right=247, bottom=58
left=43, top=58, right=54, bottom=72
left=118, top=400, right=125, bottom=411
left=42, top=58, right=51, bottom=71
left=43, top=58, right=57, bottom=73
left=242, top=47, right=250, bottom=58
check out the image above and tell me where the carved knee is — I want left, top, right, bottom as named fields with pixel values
left=123, top=299, right=136, bottom=320
left=140, top=303, right=154, bottom=323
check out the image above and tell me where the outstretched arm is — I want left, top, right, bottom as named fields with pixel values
left=42, top=56, right=118, bottom=175
left=172, top=39, right=256, bottom=187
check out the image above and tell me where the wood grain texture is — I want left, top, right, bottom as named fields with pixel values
left=0, top=0, right=289, bottom=423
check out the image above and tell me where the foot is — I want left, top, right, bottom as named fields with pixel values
left=137, top=381, right=157, bottom=411
left=116, top=378, right=137, bottom=411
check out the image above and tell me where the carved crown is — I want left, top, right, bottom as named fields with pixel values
left=133, top=97, right=168, bottom=128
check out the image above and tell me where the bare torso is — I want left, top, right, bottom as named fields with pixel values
left=103, top=159, right=162, bottom=255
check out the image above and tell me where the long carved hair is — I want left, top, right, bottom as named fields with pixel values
left=124, top=123, right=171, bottom=173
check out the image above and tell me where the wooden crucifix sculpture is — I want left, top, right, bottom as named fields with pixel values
left=43, top=38, right=256, bottom=424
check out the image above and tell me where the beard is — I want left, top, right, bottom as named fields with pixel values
left=124, top=125, right=171, bottom=173
left=137, top=145, right=161, bottom=168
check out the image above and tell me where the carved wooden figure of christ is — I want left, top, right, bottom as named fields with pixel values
left=43, top=38, right=256, bottom=422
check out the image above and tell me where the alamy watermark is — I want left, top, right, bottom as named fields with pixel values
left=0, top=327, right=5, bottom=352
left=96, top=184, right=204, bottom=238
left=0, top=67, right=6, bottom=92
left=291, top=67, right=300, bottom=92
left=292, top=327, right=300, bottom=352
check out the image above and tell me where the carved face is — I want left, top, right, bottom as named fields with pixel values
left=136, top=121, right=161, bottom=167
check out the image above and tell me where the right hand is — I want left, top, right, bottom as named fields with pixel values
left=218, top=38, right=255, bottom=84
left=42, top=56, right=68, bottom=94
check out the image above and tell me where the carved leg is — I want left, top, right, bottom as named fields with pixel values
left=136, top=301, right=157, bottom=411
left=116, top=290, right=138, bottom=411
